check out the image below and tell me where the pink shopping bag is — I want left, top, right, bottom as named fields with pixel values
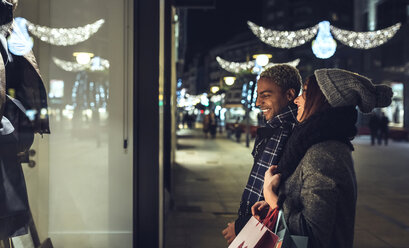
left=228, top=215, right=279, bottom=248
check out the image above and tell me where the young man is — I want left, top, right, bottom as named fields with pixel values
left=222, top=64, right=302, bottom=244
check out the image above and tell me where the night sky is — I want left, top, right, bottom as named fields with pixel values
left=185, top=0, right=262, bottom=65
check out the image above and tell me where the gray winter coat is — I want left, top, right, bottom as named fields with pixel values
left=279, top=140, right=357, bottom=248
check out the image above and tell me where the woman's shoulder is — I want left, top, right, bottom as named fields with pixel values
left=308, top=140, right=351, bottom=154
left=301, top=141, right=353, bottom=171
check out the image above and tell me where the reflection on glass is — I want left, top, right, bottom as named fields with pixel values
left=16, top=0, right=132, bottom=247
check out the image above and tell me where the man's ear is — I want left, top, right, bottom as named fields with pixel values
left=286, top=89, right=296, bottom=101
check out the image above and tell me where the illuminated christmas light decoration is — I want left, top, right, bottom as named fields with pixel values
left=248, top=21, right=319, bottom=48
left=265, top=58, right=301, bottom=68
left=330, top=22, right=401, bottom=49
left=248, top=20, right=401, bottom=59
left=216, top=56, right=255, bottom=74
left=312, top=21, right=337, bottom=59
left=53, top=56, right=110, bottom=72
left=25, top=19, right=105, bottom=46
left=217, top=56, right=300, bottom=74
left=7, top=18, right=34, bottom=56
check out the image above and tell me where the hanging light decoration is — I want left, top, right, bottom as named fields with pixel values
left=7, top=17, right=34, bottom=56
left=248, top=21, right=319, bottom=48
left=53, top=56, right=110, bottom=72
left=216, top=56, right=300, bottom=74
left=25, top=19, right=105, bottom=46
left=216, top=56, right=255, bottom=74
left=311, top=21, right=337, bottom=59
left=248, top=20, right=401, bottom=59
left=265, top=58, right=300, bottom=68
left=330, top=22, right=401, bottom=49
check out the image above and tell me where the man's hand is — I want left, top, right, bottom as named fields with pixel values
left=222, top=221, right=236, bottom=244
left=251, top=201, right=269, bottom=221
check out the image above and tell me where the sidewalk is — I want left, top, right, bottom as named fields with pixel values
left=165, top=129, right=409, bottom=248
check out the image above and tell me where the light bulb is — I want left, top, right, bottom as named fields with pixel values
left=73, top=52, right=94, bottom=65
left=311, top=21, right=337, bottom=59
left=223, top=76, right=236, bottom=86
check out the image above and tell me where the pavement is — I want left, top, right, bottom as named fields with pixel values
left=164, top=128, right=409, bottom=248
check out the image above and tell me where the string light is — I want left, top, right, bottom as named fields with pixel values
left=248, top=20, right=402, bottom=58
left=330, top=22, right=401, bottom=49
left=265, top=58, right=300, bottom=68
left=25, top=19, right=105, bottom=46
left=216, top=56, right=300, bottom=74
left=216, top=56, right=255, bottom=74
left=247, top=21, right=319, bottom=49
left=53, top=56, right=109, bottom=72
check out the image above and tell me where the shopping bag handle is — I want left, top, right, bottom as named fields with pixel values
left=274, top=210, right=289, bottom=234
left=260, top=207, right=279, bottom=230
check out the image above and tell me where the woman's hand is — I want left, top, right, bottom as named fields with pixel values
left=263, top=165, right=281, bottom=193
left=251, top=201, right=270, bottom=221
left=263, top=166, right=281, bottom=209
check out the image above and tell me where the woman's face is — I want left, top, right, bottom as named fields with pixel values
left=294, top=84, right=307, bottom=122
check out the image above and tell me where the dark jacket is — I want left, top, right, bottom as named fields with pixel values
left=279, top=141, right=357, bottom=248
left=235, top=104, right=297, bottom=234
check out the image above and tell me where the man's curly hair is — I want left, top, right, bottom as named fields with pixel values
left=259, top=64, right=302, bottom=97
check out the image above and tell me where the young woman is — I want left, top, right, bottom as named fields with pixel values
left=251, top=69, right=393, bottom=248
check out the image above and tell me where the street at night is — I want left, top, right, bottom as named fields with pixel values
left=166, top=128, right=409, bottom=248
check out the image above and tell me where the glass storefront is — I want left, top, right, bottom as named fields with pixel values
left=14, top=0, right=133, bottom=247
left=385, top=82, right=404, bottom=128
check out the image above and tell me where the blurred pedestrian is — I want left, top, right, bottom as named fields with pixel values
left=209, top=111, right=217, bottom=138
left=203, top=114, right=210, bottom=138
left=368, top=112, right=379, bottom=145
left=253, top=69, right=392, bottom=248
left=378, top=112, right=389, bottom=145
left=187, top=113, right=195, bottom=129
left=234, top=117, right=242, bottom=143
left=182, top=112, right=188, bottom=128
left=222, top=65, right=301, bottom=244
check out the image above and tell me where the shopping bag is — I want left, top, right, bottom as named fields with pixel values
left=273, top=210, right=308, bottom=248
left=229, top=208, right=280, bottom=248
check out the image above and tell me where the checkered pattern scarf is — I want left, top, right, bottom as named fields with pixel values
left=238, top=104, right=297, bottom=216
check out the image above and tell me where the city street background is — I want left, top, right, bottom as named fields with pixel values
left=165, top=128, right=409, bottom=248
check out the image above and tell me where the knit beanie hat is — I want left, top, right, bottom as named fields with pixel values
left=314, top=69, right=393, bottom=113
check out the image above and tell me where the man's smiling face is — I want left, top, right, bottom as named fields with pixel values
left=255, top=78, right=292, bottom=121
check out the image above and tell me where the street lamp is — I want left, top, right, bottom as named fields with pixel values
left=252, top=54, right=272, bottom=67
left=223, top=76, right=236, bottom=86
left=73, top=52, right=94, bottom=65
left=210, top=86, right=220, bottom=94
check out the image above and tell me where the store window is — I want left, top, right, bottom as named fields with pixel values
left=10, top=0, right=133, bottom=247
left=384, top=82, right=404, bottom=127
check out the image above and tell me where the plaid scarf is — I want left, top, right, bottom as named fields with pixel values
left=238, top=103, right=297, bottom=217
